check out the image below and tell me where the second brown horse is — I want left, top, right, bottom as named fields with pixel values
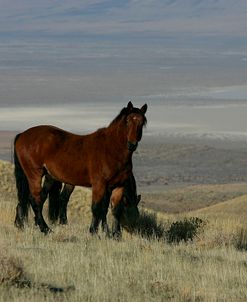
left=14, top=101, right=147, bottom=237
left=46, top=172, right=141, bottom=235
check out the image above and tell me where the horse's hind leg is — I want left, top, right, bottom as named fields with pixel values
left=59, top=184, right=74, bottom=225
left=29, top=175, right=51, bottom=234
left=15, top=203, right=27, bottom=229
left=48, top=179, right=62, bottom=223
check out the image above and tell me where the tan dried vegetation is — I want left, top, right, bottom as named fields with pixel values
left=0, top=161, right=247, bottom=302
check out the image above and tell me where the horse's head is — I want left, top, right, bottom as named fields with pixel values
left=126, top=101, right=147, bottom=152
left=110, top=180, right=141, bottom=231
left=120, top=194, right=141, bottom=231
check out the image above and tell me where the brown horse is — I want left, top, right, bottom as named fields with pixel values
left=46, top=172, right=141, bottom=234
left=14, top=101, right=147, bottom=237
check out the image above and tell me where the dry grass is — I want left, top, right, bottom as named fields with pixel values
left=0, top=253, right=26, bottom=286
left=1, top=161, right=247, bottom=301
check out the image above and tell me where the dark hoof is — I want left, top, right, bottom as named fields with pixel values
left=104, top=230, right=111, bottom=239
left=41, top=226, right=52, bottom=235
left=34, top=216, right=39, bottom=226
left=102, top=228, right=111, bottom=239
left=102, top=223, right=111, bottom=238
left=112, top=231, right=122, bottom=241
left=49, top=219, right=58, bottom=225
left=14, top=217, right=24, bottom=230
left=59, top=217, right=68, bottom=225
left=89, top=226, right=98, bottom=235
left=15, top=205, right=25, bottom=229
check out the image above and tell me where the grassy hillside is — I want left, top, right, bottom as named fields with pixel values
left=141, top=183, right=247, bottom=213
left=196, top=195, right=247, bottom=217
left=1, top=161, right=247, bottom=301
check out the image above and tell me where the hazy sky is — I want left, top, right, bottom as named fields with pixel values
left=1, top=0, right=247, bottom=36
left=1, top=0, right=247, bottom=105
left=1, top=1, right=247, bottom=135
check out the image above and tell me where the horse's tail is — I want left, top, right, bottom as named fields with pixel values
left=48, top=181, right=62, bottom=223
left=14, top=134, right=30, bottom=228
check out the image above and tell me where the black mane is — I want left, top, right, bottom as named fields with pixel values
left=109, top=106, right=147, bottom=126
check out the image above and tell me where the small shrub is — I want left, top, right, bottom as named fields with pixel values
left=133, top=210, right=166, bottom=239
left=0, top=255, right=30, bottom=287
left=0, top=254, right=74, bottom=292
left=166, top=217, right=206, bottom=243
left=234, top=227, right=247, bottom=251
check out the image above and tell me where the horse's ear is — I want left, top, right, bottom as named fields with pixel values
left=136, top=194, right=141, bottom=205
left=140, top=104, right=147, bottom=114
left=127, top=101, right=134, bottom=112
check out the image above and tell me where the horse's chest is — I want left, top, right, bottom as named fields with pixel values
left=107, top=162, right=132, bottom=185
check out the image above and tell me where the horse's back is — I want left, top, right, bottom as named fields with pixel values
left=15, top=125, right=93, bottom=185
left=15, top=125, right=78, bottom=167
left=17, top=124, right=63, bottom=146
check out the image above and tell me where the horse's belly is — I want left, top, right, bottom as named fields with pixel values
left=45, top=162, right=91, bottom=187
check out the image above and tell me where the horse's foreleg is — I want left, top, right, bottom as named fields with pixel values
left=59, top=184, right=74, bottom=225
left=90, top=185, right=106, bottom=235
left=89, top=203, right=102, bottom=235
left=111, top=187, right=124, bottom=240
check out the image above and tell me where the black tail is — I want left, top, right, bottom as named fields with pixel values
left=48, top=181, right=62, bottom=223
left=14, top=134, right=30, bottom=228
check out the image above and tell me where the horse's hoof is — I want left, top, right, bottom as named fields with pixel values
left=105, top=231, right=111, bottom=239
left=102, top=225, right=111, bottom=238
left=89, top=226, right=98, bottom=235
left=59, top=218, right=68, bottom=225
left=42, top=227, right=52, bottom=235
left=112, top=231, right=122, bottom=241
left=15, top=211, right=25, bottom=229
left=14, top=219, right=24, bottom=230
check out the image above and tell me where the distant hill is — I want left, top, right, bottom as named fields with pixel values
left=2, top=159, right=247, bottom=217
left=195, top=195, right=247, bottom=218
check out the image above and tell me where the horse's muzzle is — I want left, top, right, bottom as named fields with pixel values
left=127, top=141, right=138, bottom=152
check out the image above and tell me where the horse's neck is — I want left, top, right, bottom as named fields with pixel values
left=105, top=118, right=130, bottom=159
left=107, top=117, right=127, bottom=140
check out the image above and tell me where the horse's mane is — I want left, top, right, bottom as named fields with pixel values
left=109, top=107, right=128, bottom=126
